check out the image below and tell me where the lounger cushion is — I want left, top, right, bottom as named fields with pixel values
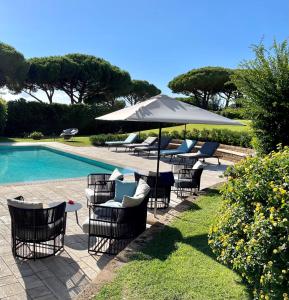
left=7, top=199, right=43, bottom=209
left=109, top=168, right=123, bottom=181
left=114, top=180, right=137, bottom=202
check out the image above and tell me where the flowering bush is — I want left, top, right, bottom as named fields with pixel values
left=209, top=146, right=289, bottom=299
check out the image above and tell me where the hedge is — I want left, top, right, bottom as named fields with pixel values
left=3, top=99, right=157, bottom=136
left=0, top=98, right=7, bottom=134
left=209, top=146, right=289, bottom=299
left=90, top=128, right=252, bottom=148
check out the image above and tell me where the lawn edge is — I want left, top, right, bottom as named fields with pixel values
left=76, top=184, right=221, bottom=300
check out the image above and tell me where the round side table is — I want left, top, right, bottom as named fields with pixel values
left=49, top=202, right=82, bottom=224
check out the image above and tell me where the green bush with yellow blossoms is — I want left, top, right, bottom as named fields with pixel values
left=208, top=146, right=289, bottom=299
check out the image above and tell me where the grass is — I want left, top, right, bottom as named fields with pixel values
left=94, top=188, right=251, bottom=300
left=0, top=136, right=92, bottom=147
left=143, top=119, right=251, bottom=134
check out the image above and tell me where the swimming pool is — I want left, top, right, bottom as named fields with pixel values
left=0, top=146, right=132, bottom=184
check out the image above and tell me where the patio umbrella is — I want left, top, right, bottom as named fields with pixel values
left=96, top=94, right=243, bottom=216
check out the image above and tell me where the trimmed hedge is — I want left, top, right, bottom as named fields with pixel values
left=90, top=128, right=252, bottom=148
left=3, top=99, right=158, bottom=137
left=219, top=107, right=246, bottom=119
left=90, top=133, right=131, bottom=146
left=0, top=98, right=7, bottom=134
left=209, top=146, right=289, bottom=299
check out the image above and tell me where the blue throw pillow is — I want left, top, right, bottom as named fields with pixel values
left=114, top=180, right=137, bottom=203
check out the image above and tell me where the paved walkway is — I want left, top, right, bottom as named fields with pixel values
left=0, top=143, right=232, bottom=299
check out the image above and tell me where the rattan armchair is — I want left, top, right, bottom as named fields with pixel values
left=84, top=195, right=149, bottom=255
left=174, top=168, right=203, bottom=198
left=86, top=173, right=123, bottom=206
left=134, top=171, right=174, bottom=209
left=8, top=201, right=66, bottom=260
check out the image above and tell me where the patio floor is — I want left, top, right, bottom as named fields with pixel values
left=0, top=143, right=232, bottom=299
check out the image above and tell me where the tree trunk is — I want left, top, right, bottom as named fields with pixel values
left=23, top=90, right=43, bottom=103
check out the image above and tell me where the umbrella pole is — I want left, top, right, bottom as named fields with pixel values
left=154, top=123, right=162, bottom=218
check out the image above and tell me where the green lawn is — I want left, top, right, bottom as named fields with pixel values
left=94, top=188, right=251, bottom=300
left=143, top=119, right=251, bottom=134
left=0, top=136, right=92, bottom=147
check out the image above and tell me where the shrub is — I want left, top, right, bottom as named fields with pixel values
left=208, top=146, right=289, bottom=299
left=89, top=133, right=130, bottom=146
left=0, top=98, right=7, bottom=134
left=90, top=128, right=252, bottom=148
left=232, top=40, right=289, bottom=154
left=220, top=107, right=245, bottom=119
left=28, top=131, right=44, bottom=140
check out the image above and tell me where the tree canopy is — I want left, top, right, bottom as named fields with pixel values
left=123, top=80, right=161, bottom=105
left=232, top=40, right=289, bottom=154
left=168, top=66, right=238, bottom=109
left=58, top=54, right=131, bottom=105
left=24, top=53, right=132, bottom=105
left=0, top=42, right=28, bottom=92
left=25, top=56, right=63, bottom=103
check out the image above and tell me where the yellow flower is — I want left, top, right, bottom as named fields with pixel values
left=268, top=261, right=273, bottom=267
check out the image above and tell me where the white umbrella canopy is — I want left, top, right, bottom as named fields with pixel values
left=96, top=94, right=243, bottom=126
left=96, top=94, right=244, bottom=217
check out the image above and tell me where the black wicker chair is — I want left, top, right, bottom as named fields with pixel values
left=134, top=171, right=174, bottom=209
left=86, top=173, right=123, bottom=206
left=84, top=194, right=149, bottom=255
left=8, top=200, right=66, bottom=260
left=174, top=168, right=203, bottom=198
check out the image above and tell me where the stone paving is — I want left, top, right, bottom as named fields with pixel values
left=0, top=143, right=232, bottom=299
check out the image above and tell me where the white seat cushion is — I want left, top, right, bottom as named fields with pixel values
left=85, top=188, right=95, bottom=202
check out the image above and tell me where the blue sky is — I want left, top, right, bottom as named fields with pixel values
left=1, top=0, right=288, bottom=101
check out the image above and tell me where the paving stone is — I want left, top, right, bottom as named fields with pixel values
left=0, top=282, right=25, bottom=297
left=0, top=258, right=12, bottom=277
left=26, top=285, right=52, bottom=299
left=0, top=275, right=18, bottom=287
left=18, top=274, right=45, bottom=289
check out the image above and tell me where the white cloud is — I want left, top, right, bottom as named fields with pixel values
left=0, top=87, right=71, bottom=104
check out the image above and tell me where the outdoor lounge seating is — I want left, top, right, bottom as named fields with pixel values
left=160, top=139, right=197, bottom=160
left=134, top=136, right=171, bottom=156
left=177, top=141, right=221, bottom=165
left=123, top=136, right=157, bottom=151
left=60, top=128, right=79, bottom=140
left=7, top=198, right=66, bottom=260
left=173, top=161, right=204, bottom=198
left=134, top=171, right=175, bottom=209
left=83, top=179, right=150, bottom=255
left=85, top=170, right=124, bottom=206
left=105, top=133, right=138, bottom=151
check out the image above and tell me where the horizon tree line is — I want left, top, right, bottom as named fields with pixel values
left=1, top=41, right=242, bottom=110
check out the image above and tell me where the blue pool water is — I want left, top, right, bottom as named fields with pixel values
left=0, top=146, right=131, bottom=184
